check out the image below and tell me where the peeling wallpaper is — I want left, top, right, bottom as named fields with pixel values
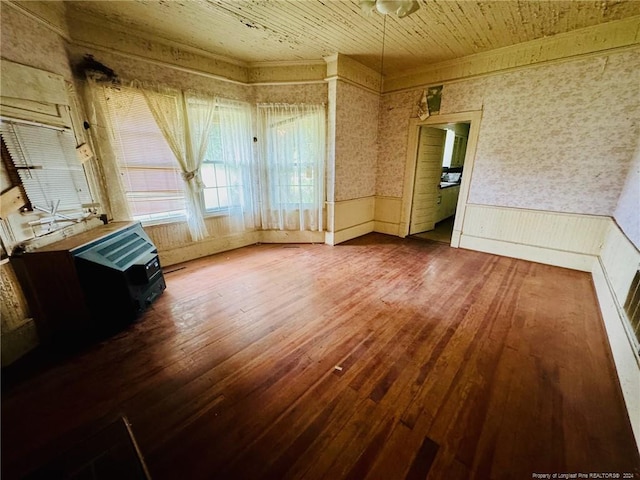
left=0, top=4, right=72, bottom=80
left=334, top=80, right=379, bottom=201
left=377, top=49, right=640, bottom=220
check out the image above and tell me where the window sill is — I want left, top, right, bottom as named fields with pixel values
left=138, top=216, right=187, bottom=228
left=138, top=210, right=233, bottom=229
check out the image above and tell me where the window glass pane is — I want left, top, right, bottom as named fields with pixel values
left=201, top=163, right=216, bottom=187
left=214, top=163, right=228, bottom=187
left=218, top=188, right=229, bottom=208
left=203, top=188, right=220, bottom=210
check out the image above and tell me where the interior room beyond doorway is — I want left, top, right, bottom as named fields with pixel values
left=409, top=122, right=470, bottom=244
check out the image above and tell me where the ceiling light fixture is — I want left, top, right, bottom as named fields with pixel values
left=360, top=0, right=420, bottom=93
left=360, top=0, right=420, bottom=19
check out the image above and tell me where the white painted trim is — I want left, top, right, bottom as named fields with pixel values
left=329, top=221, right=375, bottom=246
left=384, top=17, right=640, bottom=92
left=459, top=234, right=598, bottom=272
left=260, top=230, right=325, bottom=244
left=462, top=204, right=610, bottom=256
left=373, top=221, right=400, bottom=236
left=399, top=111, right=483, bottom=248
left=383, top=44, right=640, bottom=96
left=157, top=232, right=259, bottom=266
left=324, top=76, right=380, bottom=96
left=249, top=59, right=327, bottom=68
left=72, top=40, right=329, bottom=88
left=72, top=41, right=251, bottom=86
left=251, top=80, right=327, bottom=86
left=592, top=257, right=640, bottom=452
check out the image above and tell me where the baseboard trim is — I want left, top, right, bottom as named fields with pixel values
left=260, top=230, right=325, bottom=244
left=327, top=221, right=375, bottom=245
left=592, top=258, right=640, bottom=451
left=459, top=234, right=597, bottom=271
left=159, top=232, right=260, bottom=266
left=373, top=221, right=400, bottom=236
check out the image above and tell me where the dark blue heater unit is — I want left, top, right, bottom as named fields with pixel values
left=11, top=221, right=166, bottom=345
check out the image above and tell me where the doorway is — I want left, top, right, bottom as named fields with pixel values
left=409, top=123, right=469, bottom=243
left=399, top=111, right=482, bottom=248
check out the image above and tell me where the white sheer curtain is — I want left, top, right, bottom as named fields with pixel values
left=215, top=98, right=258, bottom=233
left=142, top=86, right=216, bottom=241
left=257, top=103, right=325, bottom=231
left=84, top=79, right=134, bottom=222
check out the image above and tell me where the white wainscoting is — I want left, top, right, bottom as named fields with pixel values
left=260, top=230, right=325, bottom=244
left=146, top=224, right=260, bottom=266
left=325, top=197, right=375, bottom=245
left=459, top=204, right=610, bottom=271
left=592, top=221, right=640, bottom=451
left=374, top=196, right=402, bottom=236
left=148, top=228, right=325, bottom=267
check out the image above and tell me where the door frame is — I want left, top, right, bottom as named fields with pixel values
left=398, top=110, right=483, bottom=247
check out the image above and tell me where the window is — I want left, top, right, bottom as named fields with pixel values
left=200, top=122, right=243, bottom=212
left=101, top=87, right=255, bottom=228
left=0, top=120, right=93, bottom=214
left=270, top=115, right=318, bottom=206
left=104, top=87, right=186, bottom=223
left=257, top=104, right=325, bottom=231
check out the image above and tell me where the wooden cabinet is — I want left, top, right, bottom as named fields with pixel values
left=436, top=185, right=460, bottom=223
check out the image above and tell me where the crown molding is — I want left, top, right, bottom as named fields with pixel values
left=384, top=15, right=640, bottom=92
left=248, top=59, right=326, bottom=68
left=65, top=8, right=250, bottom=69
left=324, top=54, right=381, bottom=92
left=5, top=0, right=70, bottom=41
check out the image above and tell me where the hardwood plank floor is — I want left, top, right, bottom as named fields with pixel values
left=2, top=233, right=639, bottom=479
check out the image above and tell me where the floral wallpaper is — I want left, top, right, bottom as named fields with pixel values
left=1, top=5, right=73, bottom=80
left=376, top=89, right=420, bottom=198
left=253, top=83, right=327, bottom=105
left=376, top=49, right=640, bottom=220
left=66, top=46, right=252, bottom=102
left=334, top=80, right=379, bottom=201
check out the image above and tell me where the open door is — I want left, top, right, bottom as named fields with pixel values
left=408, top=127, right=446, bottom=235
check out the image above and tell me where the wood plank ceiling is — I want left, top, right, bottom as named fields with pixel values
left=65, top=0, right=640, bottom=75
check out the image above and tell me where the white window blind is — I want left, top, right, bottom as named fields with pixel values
left=0, top=120, right=93, bottom=211
left=103, top=87, right=186, bottom=223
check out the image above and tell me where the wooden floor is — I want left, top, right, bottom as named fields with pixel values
left=2, top=233, right=639, bottom=480
left=412, top=216, right=455, bottom=244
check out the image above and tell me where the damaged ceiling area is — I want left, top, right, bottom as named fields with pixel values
left=63, top=0, right=640, bottom=75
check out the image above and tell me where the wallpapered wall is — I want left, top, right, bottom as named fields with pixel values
left=334, top=80, right=379, bottom=201
left=377, top=49, right=640, bottom=243
left=0, top=5, right=73, bottom=80
left=254, top=83, right=327, bottom=105
left=66, top=46, right=252, bottom=102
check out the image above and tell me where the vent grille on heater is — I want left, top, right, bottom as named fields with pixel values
left=97, top=232, right=150, bottom=268
left=623, top=269, right=640, bottom=353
